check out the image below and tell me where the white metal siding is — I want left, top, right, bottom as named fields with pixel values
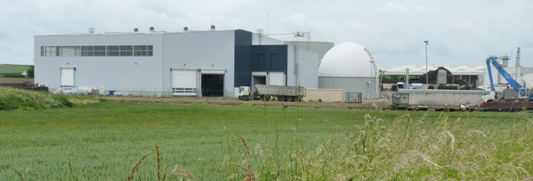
left=172, top=70, right=197, bottom=96
left=60, top=68, right=75, bottom=88
left=268, top=72, right=285, bottom=85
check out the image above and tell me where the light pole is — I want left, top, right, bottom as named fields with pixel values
left=424, top=40, right=429, bottom=86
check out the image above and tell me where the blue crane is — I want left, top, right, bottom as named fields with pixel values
left=486, top=56, right=533, bottom=101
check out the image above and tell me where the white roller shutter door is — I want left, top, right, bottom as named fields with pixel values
left=268, top=72, right=285, bottom=86
left=172, top=69, right=197, bottom=96
left=60, top=68, right=75, bottom=88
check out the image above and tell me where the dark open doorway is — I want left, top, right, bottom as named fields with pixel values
left=253, top=76, right=266, bottom=86
left=201, top=74, right=224, bottom=97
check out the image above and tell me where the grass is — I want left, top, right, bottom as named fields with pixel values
left=0, top=87, right=74, bottom=110
left=0, top=78, right=33, bottom=84
left=0, top=98, right=532, bottom=180
left=0, top=64, right=31, bottom=74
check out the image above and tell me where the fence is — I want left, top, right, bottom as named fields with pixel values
left=345, top=92, right=363, bottom=103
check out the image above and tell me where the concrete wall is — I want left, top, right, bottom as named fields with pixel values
left=304, top=89, right=344, bottom=102
left=319, top=76, right=379, bottom=100
left=287, top=45, right=319, bottom=88
left=34, top=33, right=165, bottom=94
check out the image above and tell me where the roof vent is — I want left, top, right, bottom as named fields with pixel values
left=134, top=28, right=138, bottom=32
left=149, top=26, right=154, bottom=32
left=210, top=25, right=215, bottom=31
left=184, top=27, right=188, bottom=32
left=89, top=27, right=95, bottom=33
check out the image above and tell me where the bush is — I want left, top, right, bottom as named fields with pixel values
left=428, top=85, right=435, bottom=89
left=461, top=85, right=472, bottom=90
left=0, top=87, right=74, bottom=110
left=391, top=85, right=398, bottom=91
left=2, top=73, right=26, bottom=78
left=437, top=85, right=458, bottom=90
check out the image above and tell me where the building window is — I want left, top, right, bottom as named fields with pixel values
left=41, top=46, right=57, bottom=56
left=134, top=45, right=153, bottom=56
left=120, top=46, right=133, bottom=56
left=81, top=46, right=94, bottom=56
left=107, top=46, right=120, bottom=56
left=41, top=45, right=152, bottom=57
left=94, top=46, right=106, bottom=56
left=59, top=46, right=81, bottom=56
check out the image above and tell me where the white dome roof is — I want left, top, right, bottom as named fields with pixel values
left=318, top=42, right=375, bottom=77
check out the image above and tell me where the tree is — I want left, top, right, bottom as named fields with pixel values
left=26, top=65, right=34, bottom=78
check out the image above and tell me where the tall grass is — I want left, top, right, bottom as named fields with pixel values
left=223, top=110, right=533, bottom=180
left=0, top=87, right=75, bottom=110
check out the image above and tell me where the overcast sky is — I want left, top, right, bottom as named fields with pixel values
left=1, top=0, right=532, bottom=69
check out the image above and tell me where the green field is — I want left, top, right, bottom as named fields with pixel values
left=0, top=64, right=32, bottom=78
left=0, top=100, right=532, bottom=180
left=0, top=64, right=31, bottom=73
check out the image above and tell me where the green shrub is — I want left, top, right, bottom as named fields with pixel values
left=461, top=85, right=472, bottom=90
left=437, top=85, right=458, bottom=90
left=2, top=73, right=26, bottom=78
left=0, top=87, right=74, bottom=110
left=391, top=85, right=398, bottom=91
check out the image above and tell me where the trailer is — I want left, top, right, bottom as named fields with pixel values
left=238, top=84, right=306, bottom=102
left=392, top=89, right=484, bottom=110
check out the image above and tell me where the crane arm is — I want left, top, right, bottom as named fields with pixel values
left=486, top=56, right=522, bottom=92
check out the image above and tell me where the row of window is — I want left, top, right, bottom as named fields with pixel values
left=41, top=45, right=153, bottom=57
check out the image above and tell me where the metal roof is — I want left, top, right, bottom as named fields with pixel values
left=383, top=65, right=484, bottom=76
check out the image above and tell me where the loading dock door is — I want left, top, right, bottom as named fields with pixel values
left=172, top=69, right=197, bottom=96
left=268, top=72, right=285, bottom=85
left=252, top=72, right=267, bottom=86
left=60, top=67, right=75, bottom=89
left=201, top=69, right=225, bottom=97
left=201, top=74, right=224, bottom=97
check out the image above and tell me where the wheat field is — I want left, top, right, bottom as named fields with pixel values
left=0, top=100, right=531, bottom=180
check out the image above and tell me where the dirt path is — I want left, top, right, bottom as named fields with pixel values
left=103, top=96, right=392, bottom=110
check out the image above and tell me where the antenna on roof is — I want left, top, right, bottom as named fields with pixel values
left=149, top=26, right=154, bottom=32
left=210, top=25, right=215, bottom=31
left=88, top=27, right=95, bottom=33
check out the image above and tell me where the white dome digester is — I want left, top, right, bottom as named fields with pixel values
left=318, top=42, right=376, bottom=77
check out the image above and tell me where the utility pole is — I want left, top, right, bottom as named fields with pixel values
left=424, top=40, right=429, bottom=86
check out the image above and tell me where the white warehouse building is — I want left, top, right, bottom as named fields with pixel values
left=34, top=27, right=333, bottom=97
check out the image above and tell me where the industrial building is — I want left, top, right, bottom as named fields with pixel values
left=382, top=54, right=533, bottom=91
left=34, top=27, right=333, bottom=97
left=382, top=65, right=485, bottom=89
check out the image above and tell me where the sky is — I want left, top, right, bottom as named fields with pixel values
left=1, top=0, right=532, bottom=69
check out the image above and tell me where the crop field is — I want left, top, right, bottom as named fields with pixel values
left=1, top=99, right=532, bottom=180
left=0, top=64, right=31, bottom=74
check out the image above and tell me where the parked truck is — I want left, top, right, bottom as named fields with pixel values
left=238, top=84, right=306, bottom=102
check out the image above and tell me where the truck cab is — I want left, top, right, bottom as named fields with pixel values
left=237, top=86, right=251, bottom=100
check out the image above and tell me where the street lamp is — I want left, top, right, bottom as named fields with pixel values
left=424, top=40, right=429, bottom=86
